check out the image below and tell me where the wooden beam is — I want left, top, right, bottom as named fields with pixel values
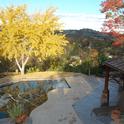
left=101, top=66, right=110, bottom=106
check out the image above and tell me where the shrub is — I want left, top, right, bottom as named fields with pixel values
left=97, top=53, right=110, bottom=76
left=26, top=66, right=40, bottom=73
left=7, top=103, right=23, bottom=119
left=98, top=53, right=109, bottom=65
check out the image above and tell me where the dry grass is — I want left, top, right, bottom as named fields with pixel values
left=0, top=71, right=81, bottom=84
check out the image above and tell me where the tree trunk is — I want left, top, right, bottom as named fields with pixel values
left=88, top=67, right=91, bottom=76
left=15, top=57, right=29, bottom=75
left=20, top=65, right=25, bottom=75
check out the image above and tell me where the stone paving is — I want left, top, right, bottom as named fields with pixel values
left=73, top=80, right=119, bottom=124
left=30, top=74, right=102, bottom=124
left=0, top=72, right=121, bottom=124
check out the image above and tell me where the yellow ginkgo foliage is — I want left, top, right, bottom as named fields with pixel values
left=0, top=5, right=68, bottom=75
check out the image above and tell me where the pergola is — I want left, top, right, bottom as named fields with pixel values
left=101, top=58, right=124, bottom=106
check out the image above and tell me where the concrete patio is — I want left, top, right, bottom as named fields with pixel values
left=0, top=72, right=121, bottom=124
left=30, top=74, right=97, bottom=124
left=30, top=73, right=120, bottom=124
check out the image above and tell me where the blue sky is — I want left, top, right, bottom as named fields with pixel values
left=0, top=0, right=102, bottom=14
left=0, top=0, right=105, bottom=30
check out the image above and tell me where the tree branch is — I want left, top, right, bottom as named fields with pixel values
left=23, top=56, right=29, bottom=66
left=15, top=58, right=21, bottom=71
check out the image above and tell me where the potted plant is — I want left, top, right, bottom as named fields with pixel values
left=7, top=103, right=27, bottom=124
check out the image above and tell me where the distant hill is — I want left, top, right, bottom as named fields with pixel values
left=62, top=28, right=115, bottom=51
left=63, top=28, right=114, bottom=45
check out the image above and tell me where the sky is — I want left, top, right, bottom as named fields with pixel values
left=0, top=0, right=105, bottom=31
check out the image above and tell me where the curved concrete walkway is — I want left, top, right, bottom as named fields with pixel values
left=29, top=73, right=100, bottom=124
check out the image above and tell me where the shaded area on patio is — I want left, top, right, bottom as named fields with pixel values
left=73, top=80, right=119, bottom=124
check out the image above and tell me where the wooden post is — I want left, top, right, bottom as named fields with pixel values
left=101, top=65, right=110, bottom=106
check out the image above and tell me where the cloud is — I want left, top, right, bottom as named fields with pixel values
left=58, top=13, right=105, bottom=31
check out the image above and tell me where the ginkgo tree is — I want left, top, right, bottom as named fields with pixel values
left=0, top=5, right=68, bottom=75
left=101, top=0, right=124, bottom=46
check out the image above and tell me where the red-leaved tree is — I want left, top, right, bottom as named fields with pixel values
left=101, top=0, right=124, bottom=46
